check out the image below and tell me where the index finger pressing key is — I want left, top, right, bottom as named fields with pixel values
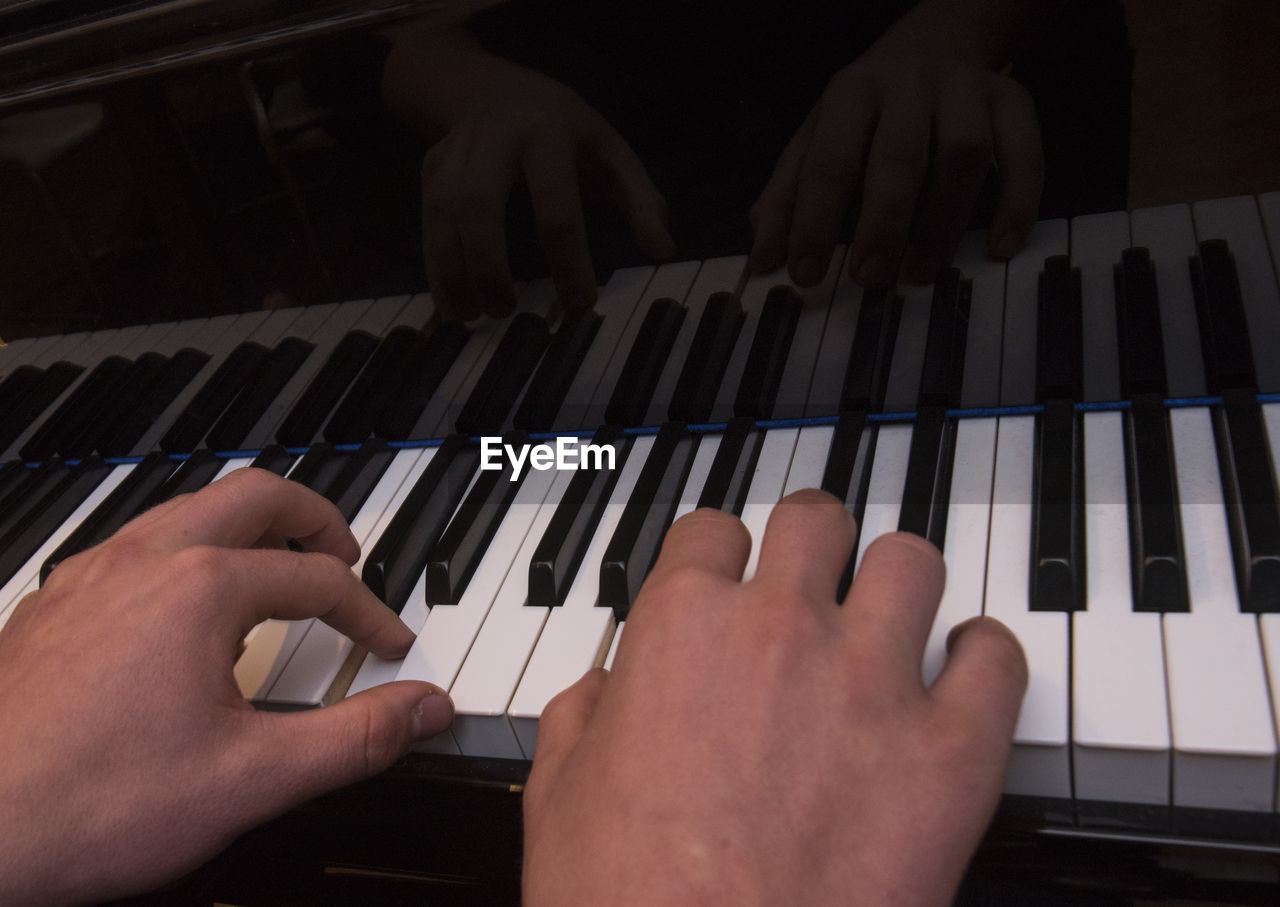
left=130, top=468, right=361, bottom=565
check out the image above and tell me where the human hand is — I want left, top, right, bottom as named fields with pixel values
left=0, top=468, right=453, bottom=905
left=523, top=490, right=1026, bottom=905
left=419, top=70, right=675, bottom=321
left=749, top=31, right=1043, bottom=289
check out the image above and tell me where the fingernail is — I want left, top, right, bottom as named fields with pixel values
left=854, top=252, right=891, bottom=287
left=412, top=688, right=454, bottom=739
left=793, top=254, right=823, bottom=287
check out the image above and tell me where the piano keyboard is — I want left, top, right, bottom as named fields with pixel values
left=4, top=192, right=1280, bottom=842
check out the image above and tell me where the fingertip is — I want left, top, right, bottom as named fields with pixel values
left=945, top=616, right=1027, bottom=689
left=411, top=684, right=456, bottom=740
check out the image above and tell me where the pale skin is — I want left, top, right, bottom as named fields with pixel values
left=382, top=0, right=1058, bottom=320
left=0, top=474, right=1026, bottom=905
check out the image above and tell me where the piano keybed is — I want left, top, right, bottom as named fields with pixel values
left=4, top=192, right=1280, bottom=846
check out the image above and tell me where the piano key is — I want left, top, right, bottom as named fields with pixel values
left=325, top=440, right=397, bottom=524
left=324, top=326, right=430, bottom=443
left=1031, top=400, right=1086, bottom=612
left=205, top=336, right=315, bottom=451
left=600, top=423, right=696, bottom=618
left=512, top=307, right=601, bottom=431
left=696, top=416, right=763, bottom=515
left=1002, top=219, right=1068, bottom=406
left=574, top=265, right=661, bottom=429
left=1072, top=410, right=1172, bottom=822
left=670, top=429, right=721, bottom=523
left=772, top=247, right=845, bottom=421
left=391, top=463, right=562, bottom=745
left=1190, top=240, right=1257, bottom=394
left=1035, top=256, right=1083, bottom=403
left=455, top=310, right=553, bottom=437
left=840, top=286, right=901, bottom=413
left=159, top=341, right=272, bottom=453
left=804, top=247, right=860, bottom=418
left=1070, top=210, right=1129, bottom=403
left=853, top=422, right=912, bottom=571
left=1212, top=389, right=1280, bottom=612
left=146, top=449, right=226, bottom=506
left=781, top=424, right=833, bottom=496
left=1114, top=248, right=1167, bottom=397
left=275, top=330, right=380, bottom=447
left=1125, top=396, right=1189, bottom=613
left=916, top=269, right=970, bottom=408
left=0, top=361, right=83, bottom=452
left=604, top=297, right=686, bottom=427
left=0, top=457, right=113, bottom=590
left=99, top=348, right=212, bottom=458
left=953, top=231, right=1008, bottom=409
left=881, top=284, right=932, bottom=414
left=360, top=436, right=479, bottom=614
left=733, top=286, right=802, bottom=420
left=507, top=434, right=655, bottom=756
left=1128, top=205, right=1207, bottom=398
left=896, top=406, right=956, bottom=550
left=1163, top=406, right=1276, bottom=822
left=1192, top=197, right=1280, bottom=393
left=984, top=414, right=1071, bottom=801
left=19, top=355, right=133, bottom=461
left=0, top=462, right=69, bottom=543
left=668, top=290, right=744, bottom=425
left=710, top=268, right=775, bottom=423
left=378, top=322, right=471, bottom=440
left=528, top=426, right=629, bottom=607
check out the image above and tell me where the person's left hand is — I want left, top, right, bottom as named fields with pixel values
left=0, top=468, right=453, bottom=906
left=749, top=28, right=1043, bottom=290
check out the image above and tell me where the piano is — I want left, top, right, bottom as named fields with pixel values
left=3, top=1, right=1279, bottom=903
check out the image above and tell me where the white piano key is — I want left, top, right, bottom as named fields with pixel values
left=953, top=231, right=1007, bottom=409
left=1001, top=219, right=1068, bottom=406
left=641, top=259, right=727, bottom=427
left=1261, top=402, right=1280, bottom=811
left=559, top=265, right=654, bottom=429
left=1129, top=204, right=1206, bottom=397
left=448, top=467, right=577, bottom=759
left=1164, top=406, right=1277, bottom=812
left=1071, top=411, right=1171, bottom=807
left=507, top=434, right=655, bottom=756
left=1070, top=210, right=1129, bottom=403
left=782, top=425, right=834, bottom=496
left=773, top=247, right=844, bottom=420
left=739, top=428, right=798, bottom=581
left=853, top=423, right=912, bottom=572
left=603, top=620, right=625, bottom=670
left=922, top=417, right=996, bottom=687
left=670, top=432, right=721, bottom=522
left=804, top=248, right=862, bottom=422
left=983, top=415, right=1071, bottom=799
left=1192, top=196, right=1280, bottom=393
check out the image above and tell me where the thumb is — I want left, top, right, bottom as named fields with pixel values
left=232, top=681, right=453, bottom=821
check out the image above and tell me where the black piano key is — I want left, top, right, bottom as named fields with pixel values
left=0, top=361, right=84, bottom=453
left=842, top=287, right=902, bottom=413
left=40, top=452, right=177, bottom=583
left=896, top=406, right=957, bottom=551
left=376, top=323, right=470, bottom=441
left=249, top=444, right=296, bottom=477
left=821, top=411, right=877, bottom=601
left=206, top=337, right=314, bottom=452
left=0, top=457, right=112, bottom=588
left=455, top=314, right=552, bottom=436
left=528, top=426, right=630, bottom=607
left=1125, top=395, right=1189, bottom=612
left=62, top=352, right=172, bottom=460
left=600, top=423, right=696, bottom=619
left=605, top=297, right=686, bottom=427
left=1212, top=389, right=1280, bottom=612
left=361, top=435, right=478, bottom=613
left=423, top=431, right=532, bottom=604
left=917, top=270, right=972, bottom=408
left=99, top=348, right=212, bottom=458
left=0, top=364, right=45, bottom=424
left=286, top=443, right=347, bottom=497
left=0, top=461, right=60, bottom=543
left=1036, top=256, right=1084, bottom=402
left=1114, top=248, right=1167, bottom=397
left=143, top=449, right=225, bottom=509
left=20, top=356, right=132, bottom=461
left=733, top=286, right=803, bottom=419
left=325, top=327, right=429, bottom=444
left=325, top=440, right=396, bottom=524
left=276, top=330, right=380, bottom=447
left=1190, top=239, right=1256, bottom=394
left=514, top=306, right=603, bottom=430
left=697, top=416, right=763, bottom=516
left=160, top=342, right=270, bottom=453
left=1031, top=399, right=1086, bottom=611
left=0, top=461, right=29, bottom=510
left=669, top=291, right=744, bottom=424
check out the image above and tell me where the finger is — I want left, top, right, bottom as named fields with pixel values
left=987, top=77, right=1043, bottom=260
left=524, top=132, right=597, bottom=308
left=848, top=78, right=932, bottom=288
left=454, top=130, right=519, bottom=318
left=422, top=142, right=476, bottom=321
left=528, top=667, right=607, bottom=786
left=930, top=616, right=1027, bottom=750
left=591, top=125, right=676, bottom=261
left=647, top=507, right=752, bottom=585
left=752, top=489, right=856, bottom=604
left=207, top=547, right=415, bottom=658
left=121, top=468, right=359, bottom=564
left=900, top=72, right=993, bottom=284
left=749, top=112, right=815, bottom=274
left=232, top=680, right=452, bottom=816
left=787, top=77, right=878, bottom=287
left=842, top=531, right=945, bottom=671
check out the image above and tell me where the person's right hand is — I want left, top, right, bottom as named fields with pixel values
left=420, top=73, right=674, bottom=321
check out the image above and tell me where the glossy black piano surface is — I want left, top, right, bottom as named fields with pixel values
left=3, top=1, right=1280, bottom=904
